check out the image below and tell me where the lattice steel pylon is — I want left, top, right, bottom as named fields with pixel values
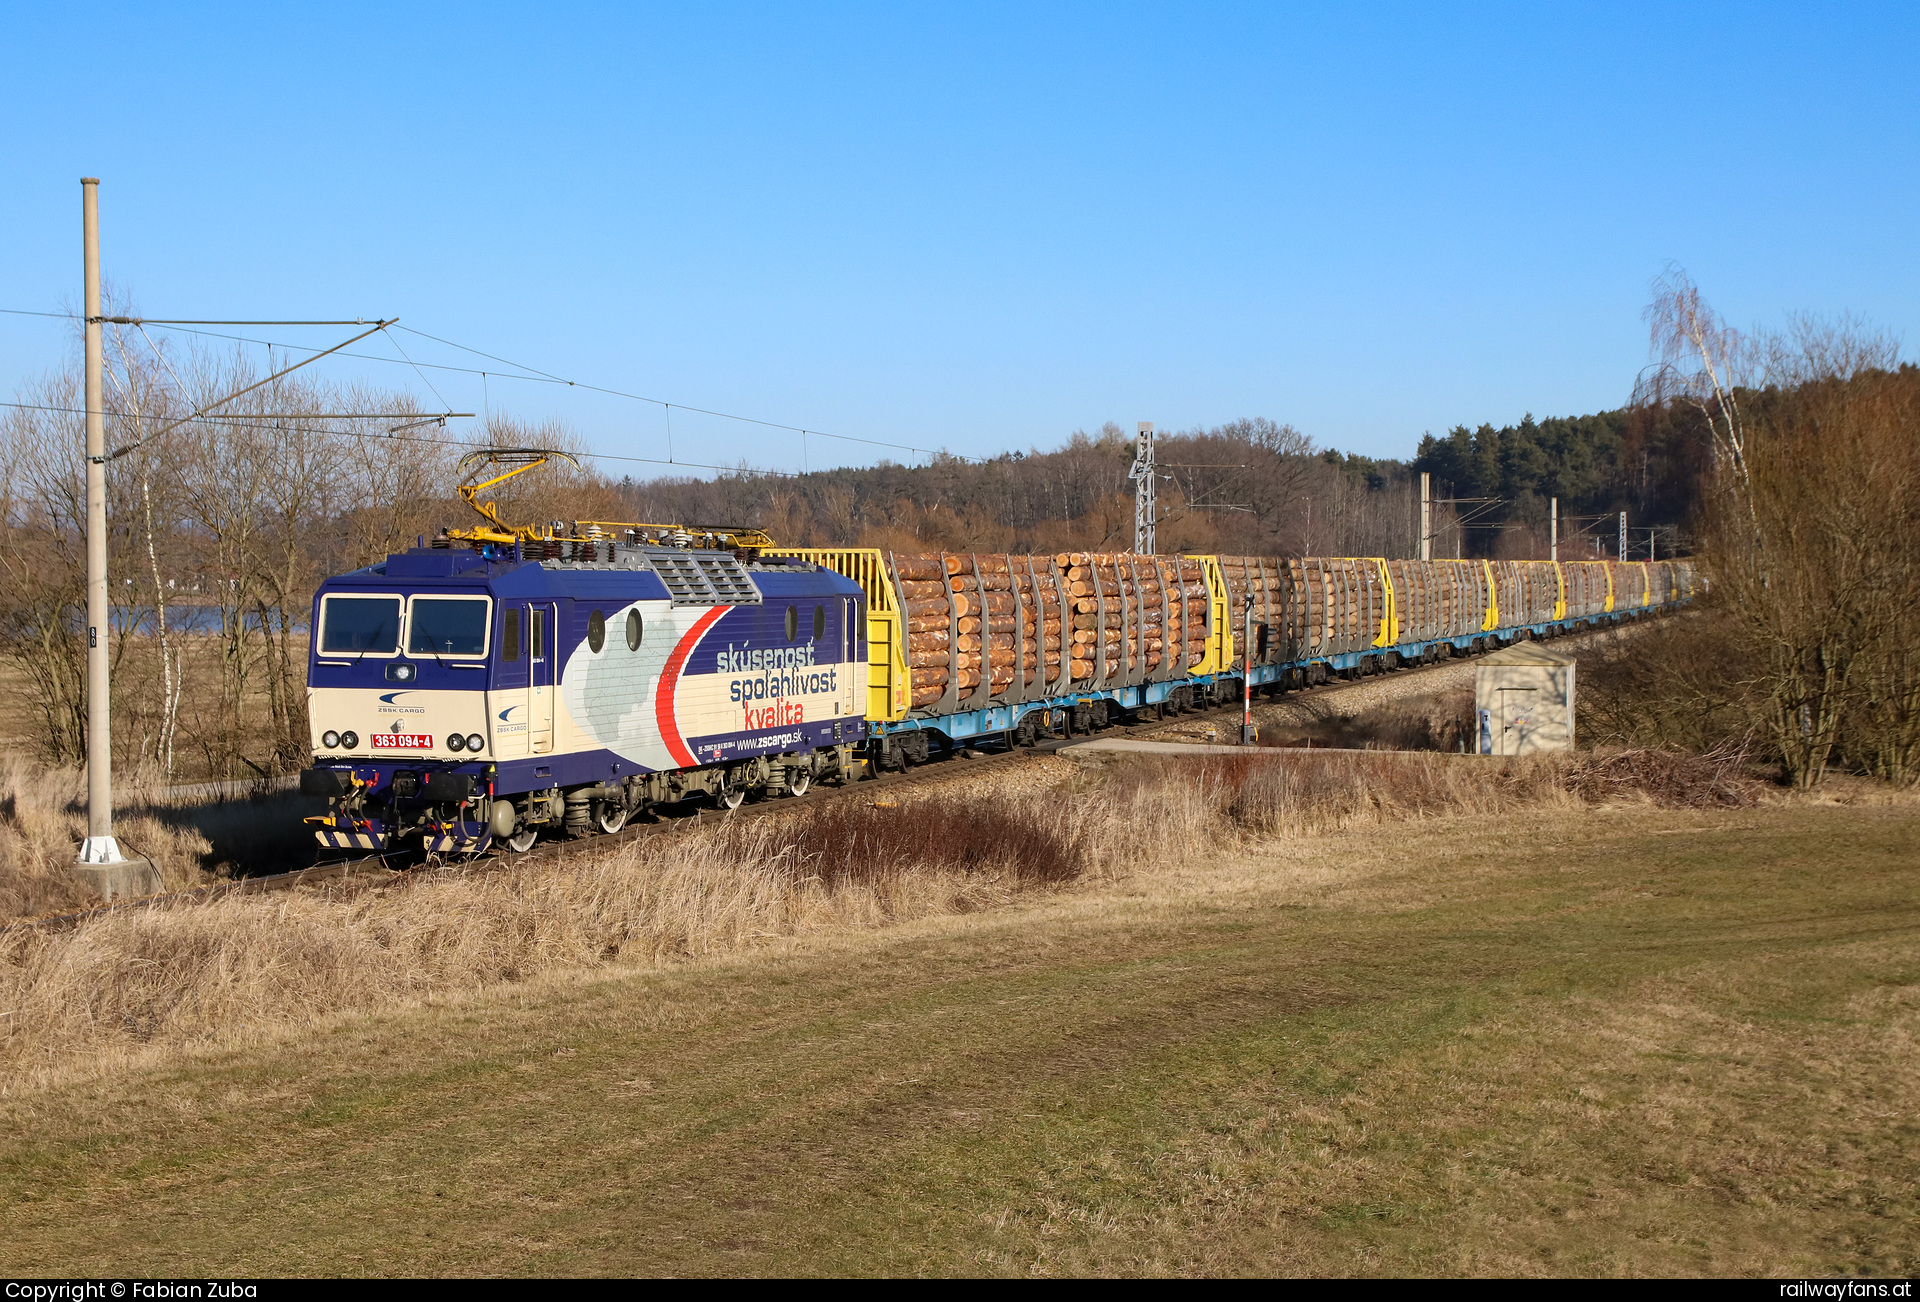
left=1128, top=422, right=1156, bottom=555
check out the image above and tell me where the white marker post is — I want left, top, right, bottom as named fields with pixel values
left=1240, top=594, right=1257, bottom=745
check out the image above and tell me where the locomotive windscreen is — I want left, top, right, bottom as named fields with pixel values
left=319, top=595, right=401, bottom=654
left=408, top=596, right=491, bottom=657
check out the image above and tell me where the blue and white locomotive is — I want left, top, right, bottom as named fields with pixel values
left=301, top=530, right=867, bottom=857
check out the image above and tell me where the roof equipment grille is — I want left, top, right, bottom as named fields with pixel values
left=643, top=548, right=763, bottom=606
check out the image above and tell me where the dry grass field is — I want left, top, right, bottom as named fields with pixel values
left=0, top=753, right=1914, bottom=1276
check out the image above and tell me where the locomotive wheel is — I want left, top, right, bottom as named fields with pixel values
left=596, top=803, right=628, bottom=835
left=787, top=769, right=812, bottom=797
left=504, top=826, right=538, bottom=853
left=717, top=785, right=746, bottom=811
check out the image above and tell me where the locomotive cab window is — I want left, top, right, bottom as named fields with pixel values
left=503, top=609, right=521, bottom=661
left=319, top=595, right=401, bottom=655
left=406, top=596, right=491, bottom=657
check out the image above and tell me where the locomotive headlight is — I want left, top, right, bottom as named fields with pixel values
left=321, top=730, right=341, bottom=750
left=340, top=731, right=359, bottom=750
left=446, top=733, right=466, bottom=752
left=465, top=733, right=485, bottom=752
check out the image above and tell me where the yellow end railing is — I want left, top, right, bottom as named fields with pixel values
left=1185, top=555, right=1232, bottom=676
left=762, top=547, right=908, bottom=722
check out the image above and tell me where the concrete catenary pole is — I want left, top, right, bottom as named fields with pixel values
left=1618, top=510, right=1628, bottom=561
left=80, top=179, right=115, bottom=858
left=1549, top=496, right=1558, bottom=562
left=1419, top=472, right=1431, bottom=562
left=75, top=179, right=153, bottom=895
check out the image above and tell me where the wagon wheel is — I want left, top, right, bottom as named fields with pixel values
left=786, top=769, right=812, bottom=797
left=504, top=825, right=539, bottom=853
left=596, top=802, right=629, bottom=835
left=716, top=785, right=746, bottom=811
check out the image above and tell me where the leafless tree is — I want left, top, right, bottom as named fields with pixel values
left=1647, top=269, right=1916, bottom=786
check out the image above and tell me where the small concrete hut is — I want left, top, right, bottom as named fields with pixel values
left=1474, top=641, right=1576, bottom=756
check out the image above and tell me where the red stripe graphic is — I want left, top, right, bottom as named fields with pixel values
left=656, top=605, right=730, bottom=769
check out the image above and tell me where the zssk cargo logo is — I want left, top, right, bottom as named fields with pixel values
left=377, top=690, right=426, bottom=715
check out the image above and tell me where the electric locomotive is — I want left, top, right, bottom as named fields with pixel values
left=301, top=451, right=866, bottom=857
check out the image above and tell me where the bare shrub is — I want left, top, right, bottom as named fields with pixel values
left=783, top=797, right=1091, bottom=894
left=1113, top=744, right=1763, bottom=842
left=1258, top=688, right=1477, bottom=753
left=1574, top=606, right=1765, bottom=754
left=1564, top=743, right=1762, bottom=809
left=1146, top=752, right=1571, bottom=836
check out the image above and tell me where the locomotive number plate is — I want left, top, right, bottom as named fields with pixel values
left=371, top=733, right=433, bottom=749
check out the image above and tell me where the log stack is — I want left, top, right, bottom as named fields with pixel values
left=894, top=553, right=1050, bottom=708
left=890, top=552, right=1212, bottom=709
left=1054, top=552, right=1209, bottom=683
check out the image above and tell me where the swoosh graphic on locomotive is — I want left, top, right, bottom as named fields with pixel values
left=656, top=605, right=730, bottom=768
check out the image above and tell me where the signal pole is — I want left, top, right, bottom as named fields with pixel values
left=1128, top=422, right=1155, bottom=554
left=74, top=178, right=155, bottom=897
left=1618, top=510, right=1628, bottom=561
left=1549, top=497, right=1558, bottom=562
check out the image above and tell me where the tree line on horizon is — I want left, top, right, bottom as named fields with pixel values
left=615, top=398, right=1721, bottom=565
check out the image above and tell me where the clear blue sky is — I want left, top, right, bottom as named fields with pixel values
left=2, top=2, right=1914, bottom=474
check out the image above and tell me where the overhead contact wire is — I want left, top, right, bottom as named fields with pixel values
left=0, top=400, right=795, bottom=478
left=9, top=306, right=984, bottom=467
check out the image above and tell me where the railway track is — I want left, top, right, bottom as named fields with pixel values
left=9, top=631, right=1622, bottom=933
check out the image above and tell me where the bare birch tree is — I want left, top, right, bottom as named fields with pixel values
left=1644, top=268, right=1915, bottom=786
